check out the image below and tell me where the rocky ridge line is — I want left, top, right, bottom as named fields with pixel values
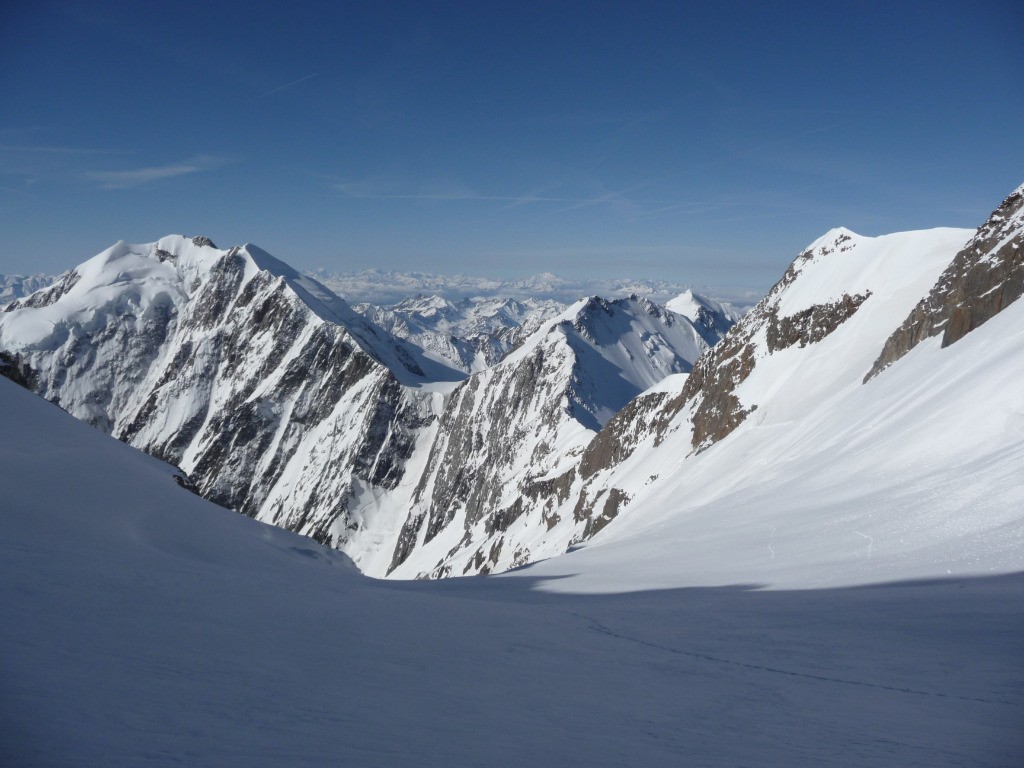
left=866, top=185, right=1024, bottom=381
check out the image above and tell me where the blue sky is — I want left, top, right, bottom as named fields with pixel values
left=1, top=0, right=1022, bottom=295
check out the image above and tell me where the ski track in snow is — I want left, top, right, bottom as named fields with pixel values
left=568, top=611, right=1020, bottom=708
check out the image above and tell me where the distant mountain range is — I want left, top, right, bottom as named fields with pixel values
left=308, top=266, right=761, bottom=310
left=0, top=273, right=53, bottom=304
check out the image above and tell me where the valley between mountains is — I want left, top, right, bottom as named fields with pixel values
left=3, top=185, right=1022, bottom=588
left=2, top=184, right=1023, bottom=767
left=0, top=235, right=737, bottom=578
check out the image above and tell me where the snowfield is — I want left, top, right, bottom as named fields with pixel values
left=1, top=375, right=1022, bottom=766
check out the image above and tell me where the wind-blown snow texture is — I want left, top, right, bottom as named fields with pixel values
left=2, top=376, right=1021, bottom=767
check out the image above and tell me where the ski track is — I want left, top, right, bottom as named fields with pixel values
left=568, top=611, right=1021, bottom=708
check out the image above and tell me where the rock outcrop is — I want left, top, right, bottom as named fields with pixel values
left=866, top=185, right=1024, bottom=381
left=387, top=294, right=728, bottom=577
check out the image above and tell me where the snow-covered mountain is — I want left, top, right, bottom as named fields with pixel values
left=357, top=294, right=565, bottom=372
left=0, top=272, right=54, bottom=304
left=0, top=236, right=719, bottom=576
left=357, top=289, right=738, bottom=376
left=2, top=184, right=1022, bottom=588
left=665, top=288, right=743, bottom=345
left=387, top=294, right=724, bottom=577
left=0, top=236, right=465, bottom=557
left=518, top=186, right=1024, bottom=592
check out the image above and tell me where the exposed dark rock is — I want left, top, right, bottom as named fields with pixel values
left=766, top=293, right=871, bottom=353
left=0, top=350, right=35, bottom=389
left=676, top=334, right=757, bottom=453
left=580, top=487, right=631, bottom=541
left=188, top=250, right=246, bottom=330
left=867, top=186, right=1024, bottom=381
left=5, top=270, right=80, bottom=312
left=171, top=472, right=199, bottom=494
left=579, top=392, right=670, bottom=480
left=484, top=499, right=526, bottom=536
left=389, top=510, right=427, bottom=574
left=522, top=468, right=576, bottom=506
left=191, top=236, right=217, bottom=248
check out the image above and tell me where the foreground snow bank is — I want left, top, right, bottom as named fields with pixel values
left=1, top=378, right=1022, bottom=766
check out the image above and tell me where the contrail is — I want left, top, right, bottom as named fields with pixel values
left=264, top=73, right=319, bottom=96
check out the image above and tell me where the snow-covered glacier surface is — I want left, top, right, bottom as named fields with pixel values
left=2, top=376, right=1021, bottom=767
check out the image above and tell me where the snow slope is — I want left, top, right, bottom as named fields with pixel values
left=518, top=224, right=1024, bottom=593
left=2, top=376, right=1021, bottom=767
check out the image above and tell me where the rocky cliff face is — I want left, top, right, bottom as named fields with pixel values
left=866, top=185, right=1024, bottom=381
left=0, top=236, right=461, bottom=561
left=386, top=295, right=729, bottom=577
left=0, top=350, right=34, bottom=389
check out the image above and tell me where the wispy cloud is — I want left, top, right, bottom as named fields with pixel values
left=264, top=73, right=319, bottom=96
left=332, top=177, right=649, bottom=208
left=329, top=175, right=794, bottom=225
left=84, top=155, right=225, bottom=189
